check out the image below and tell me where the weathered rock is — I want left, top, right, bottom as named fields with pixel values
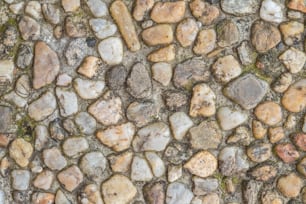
left=80, top=151, right=107, bottom=181
left=193, top=177, right=218, bottom=196
left=260, top=0, right=284, bottom=23
left=16, top=44, right=33, bottom=69
left=42, top=4, right=60, bottom=25
left=98, top=37, right=123, bottom=65
left=3, top=92, right=27, bottom=108
left=275, top=143, right=299, bottom=163
left=0, top=106, right=12, bottom=133
left=237, top=41, right=256, bottom=66
left=166, top=182, right=193, bottom=204
left=272, top=72, right=292, bottom=93
left=0, top=60, right=14, bottom=85
left=279, top=47, right=306, bottom=74
left=254, top=101, right=282, bottom=126
left=127, top=101, right=160, bottom=127
left=293, top=133, right=306, bottom=151
left=261, top=191, right=283, bottom=204
left=133, top=0, right=154, bottom=21
left=247, top=143, right=272, bottom=162
left=242, top=180, right=262, bottom=204
left=131, top=156, right=153, bottom=181
left=73, top=78, right=105, bottom=100
left=77, top=56, right=100, bottom=79
left=145, top=152, right=165, bottom=177
left=217, top=19, right=239, bottom=47
left=110, top=0, right=140, bottom=51
left=193, top=29, right=216, bottom=55
left=11, top=170, right=30, bottom=190
left=148, top=44, right=175, bottom=62
left=220, top=0, right=258, bottom=15
left=277, top=173, right=303, bottom=198
left=164, top=91, right=188, bottom=110
left=297, top=157, right=306, bottom=177
left=62, top=0, right=80, bottom=12
left=250, top=165, right=277, bottom=181
left=57, top=73, right=72, bottom=87
left=108, top=151, right=133, bottom=173
left=49, top=119, right=67, bottom=141
left=56, top=88, right=78, bottom=117
left=33, top=170, right=54, bottom=190
left=15, top=75, right=30, bottom=98
left=75, top=112, right=96, bottom=135
left=287, top=0, right=306, bottom=13
left=106, top=65, right=127, bottom=90
left=9, top=138, right=33, bottom=167
left=9, top=2, right=25, bottom=14
left=58, top=165, right=83, bottom=192
left=43, top=147, right=67, bottom=170
left=176, top=18, right=199, bottom=47
left=63, top=137, right=89, bottom=158
left=18, top=16, right=40, bottom=40
left=65, top=15, right=87, bottom=38
left=151, top=1, right=186, bottom=23
left=79, top=184, right=103, bottom=204
left=151, top=62, right=172, bottom=86
left=280, top=21, right=304, bottom=45
left=142, top=24, right=173, bottom=46
left=89, top=18, right=117, bottom=39
left=86, top=0, right=108, bottom=17
left=268, top=127, right=284, bottom=143
left=33, top=41, right=60, bottom=89
left=227, top=126, right=252, bottom=146
left=169, top=112, right=193, bottom=140
left=201, top=193, right=220, bottom=204
left=144, top=181, right=166, bottom=204
left=217, top=107, right=247, bottom=130
left=55, top=190, right=71, bottom=204
left=190, top=0, right=220, bottom=25
left=282, top=79, right=306, bottom=112
left=212, top=55, right=241, bottom=83
left=168, top=164, right=182, bottom=182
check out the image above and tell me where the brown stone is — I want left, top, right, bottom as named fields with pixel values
left=33, top=170, right=54, bottom=190
left=193, top=29, right=216, bottom=55
left=142, top=24, right=173, bottom=46
left=108, top=151, right=133, bottom=173
left=77, top=56, right=101, bottom=78
left=9, top=138, right=33, bottom=168
left=147, top=44, right=175, bottom=62
left=151, top=1, right=186, bottom=23
left=211, top=55, right=241, bottom=83
left=189, top=0, right=220, bottom=25
left=133, top=0, right=154, bottom=21
left=250, top=165, right=277, bottom=181
left=277, top=173, right=303, bottom=198
left=176, top=18, right=199, bottom=47
left=287, top=0, right=306, bottom=13
left=0, top=134, right=10, bottom=147
left=293, top=132, right=306, bottom=151
left=254, top=101, right=282, bottom=126
left=275, top=143, right=299, bottom=163
left=57, top=165, right=83, bottom=192
left=282, top=79, right=306, bottom=112
left=33, top=41, right=60, bottom=89
left=279, top=21, right=304, bottom=45
left=62, top=0, right=80, bottom=12
left=252, top=120, right=267, bottom=139
left=268, top=127, right=284, bottom=143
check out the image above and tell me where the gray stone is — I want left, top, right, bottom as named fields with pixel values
left=221, top=0, right=258, bottom=15
left=3, top=92, right=27, bottom=108
left=34, top=125, right=49, bottom=151
left=260, top=0, right=283, bottom=23
left=43, top=147, right=67, bottom=171
left=55, top=190, right=71, bottom=204
left=131, top=156, right=153, bottom=181
left=0, top=60, right=14, bottom=84
left=49, top=119, right=67, bottom=141
left=11, top=170, right=30, bottom=190
left=56, top=88, right=78, bottom=117
left=16, top=44, right=33, bottom=69
left=15, top=75, right=30, bottom=98
left=73, top=78, right=105, bottom=100
left=98, top=37, right=123, bottom=65
left=166, top=182, right=193, bottom=204
left=169, top=112, right=193, bottom=140
left=217, top=107, right=247, bottom=130
left=42, top=4, right=60, bottom=25
left=86, top=0, right=108, bottom=17
left=193, top=177, right=219, bottom=196
left=127, top=101, right=160, bottom=127
left=224, top=74, right=269, bottom=110
left=0, top=106, right=12, bottom=133
left=106, top=65, right=127, bottom=90
left=18, top=16, right=40, bottom=40
left=0, top=190, right=5, bottom=204
left=217, top=19, right=240, bottom=47
left=75, top=112, right=96, bottom=135
left=80, top=151, right=107, bottom=181
left=62, top=137, right=89, bottom=158
left=9, top=2, right=25, bottom=14
left=89, top=18, right=117, bottom=39
left=145, top=152, right=165, bottom=177
left=65, top=38, right=87, bottom=66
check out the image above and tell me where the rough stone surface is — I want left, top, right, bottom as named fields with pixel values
left=80, top=151, right=107, bottom=181
left=58, top=165, right=83, bottom=192
left=221, top=0, right=258, bottom=15
left=176, top=18, right=199, bottom=47
left=62, top=137, right=89, bottom=158
left=190, top=0, right=220, bottom=25
left=43, top=147, right=67, bottom=171
left=193, top=29, right=216, bottom=55
left=151, top=1, right=186, bottom=23
left=9, top=138, right=33, bottom=168
left=217, top=107, right=247, bottom=130
left=279, top=47, right=306, bottom=74
left=277, top=173, right=303, bottom=198
left=56, top=88, right=78, bottom=117
left=282, top=79, right=306, bottom=112
left=131, top=156, right=153, bottom=181
left=169, top=112, right=193, bottom=141
left=142, top=24, right=173, bottom=46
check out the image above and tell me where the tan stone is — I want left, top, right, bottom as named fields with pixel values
left=82, top=184, right=103, bottom=204
left=33, top=170, right=54, bottom=190
left=32, top=192, right=55, bottom=204
left=151, top=1, right=186, bottom=23
left=110, top=0, right=140, bottom=51
left=254, top=101, right=282, bottom=126
left=280, top=21, right=304, bottom=45
left=279, top=47, right=306, bottom=74
left=133, top=0, right=154, bottom=21
left=62, top=0, right=80, bottom=12
left=176, top=18, right=199, bottom=47
left=212, top=55, right=241, bottom=83
left=0, top=134, right=10, bottom=147
left=77, top=56, right=101, bottom=78
left=109, top=151, right=133, bottom=173
left=282, top=79, right=306, bottom=112
left=252, top=120, right=267, bottom=139
left=9, top=138, right=33, bottom=168
left=268, top=127, right=284, bottom=143
left=190, top=0, right=219, bottom=25
left=147, top=44, right=175, bottom=62
left=57, top=165, right=83, bottom=192
left=142, top=24, right=173, bottom=46
left=287, top=0, right=306, bottom=13
left=193, top=29, right=216, bottom=55
left=277, top=173, right=303, bottom=198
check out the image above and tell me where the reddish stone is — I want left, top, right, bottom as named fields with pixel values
left=275, top=143, right=300, bottom=163
left=293, top=133, right=306, bottom=151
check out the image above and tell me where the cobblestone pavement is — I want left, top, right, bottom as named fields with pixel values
left=0, top=0, right=305, bottom=203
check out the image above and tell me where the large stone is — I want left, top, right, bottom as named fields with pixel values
left=80, top=151, right=107, bottom=181
left=193, top=29, right=216, bottom=55
left=73, top=78, right=105, bottom=100
left=18, top=16, right=40, bottom=40
left=282, top=79, right=306, bottom=112
left=169, top=112, right=193, bottom=140
left=217, top=19, right=239, bottom=47
left=147, top=44, right=176, bottom=62
left=56, top=88, right=78, bottom=117
left=277, top=173, right=303, bottom=198
left=166, top=182, right=193, bottom=204
left=176, top=18, right=199, bottom=47
left=80, top=184, right=103, bottom=204
left=279, top=47, right=306, bottom=74
left=212, top=55, right=242, bottom=83
left=11, top=170, right=30, bottom=190
left=33, top=41, right=60, bottom=89
left=86, top=0, right=108, bottom=17
left=127, top=101, right=160, bottom=127
left=259, top=0, right=284, bottom=23
left=224, top=74, right=269, bottom=110
left=151, top=1, right=186, bottom=23
left=217, top=107, right=247, bottom=130
left=58, top=165, right=83, bottom=192
left=221, top=0, right=258, bottom=15
left=142, top=24, right=173, bottom=46
left=254, top=101, right=282, bottom=126
left=62, top=0, right=80, bottom=12
left=9, top=138, right=33, bottom=167
left=98, top=37, right=123, bottom=65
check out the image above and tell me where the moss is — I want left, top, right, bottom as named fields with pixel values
left=213, top=173, right=226, bottom=193
left=243, top=63, right=272, bottom=83
left=16, top=115, right=36, bottom=142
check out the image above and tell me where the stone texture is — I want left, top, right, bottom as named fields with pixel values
left=58, top=165, right=83, bottom=192
left=277, top=173, right=303, bottom=198
left=11, top=170, right=30, bottom=190
left=62, top=137, right=89, bottom=158
left=279, top=47, right=306, bottom=74
left=18, top=16, right=40, bottom=40
left=42, top=4, right=60, bottom=24
left=193, top=29, right=216, bottom=55
left=79, top=184, right=103, bottom=204
left=16, top=44, right=33, bottom=69
left=148, top=44, right=175, bottom=62
left=282, top=79, right=306, bottom=112
left=98, top=37, right=123, bottom=65
left=62, top=0, right=80, bottom=12
left=272, top=72, right=292, bottom=93
left=287, top=0, right=306, bottom=13
left=131, top=156, right=153, bottom=181
left=193, top=177, right=218, bottom=196
left=190, top=0, right=220, bottom=25
left=43, top=147, right=67, bottom=170
left=169, top=112, right=193, bottom=140
left=151, top=62, right=172, bottom=86
left=142, top=24, right=173, bottom=46
left=250, top=165, right=277, bottom=182
left=212, top=55, right=241, bottom=83
left=127, top=101, right=160, bottom=127
left=260, top=0, right=284, bottom=23
left=293, top=133, right=306, bottom=151
left=9, top=138, right=33, bottom=167
left=89, top=18, right=117, bottom=40
left=86, top=0, right=108, bottom=17
left=133, top=0, right=154, bottom=21
left=280, top=21, right=304, bottom=45
left=145, top=152, right=165, bottom=177
left=275, top=143, right=299, bottom=163
left=254, top=101, right=282, bottom=126
left=0, top=106, right=12, bottom=133
left=144, top=181, right=166, bottom=204
left=247, top=143, right=272, bottom=162
left=73, top=78, right=105, bottom=100
left=56, top=88, right=78, bottom=117
left=151, top=1, right=186, bottom=23
left=77, top=56, right=101, bottom=79
left=109, top=151, right=133, bottom=173
left=80, top=151, right=107, bottom=181
left=166, top=182, right=193, bottom=204
left=217, top=107, right=247, bottom=130
left=221, top=0, right=258, bottom=15
left=33, top=170, right=54, bottom=190
left=176, top=18, right=199, bottom=47
left=75, top=112, right=96, bottom=135
left=217, top=19, right=239, bottom=47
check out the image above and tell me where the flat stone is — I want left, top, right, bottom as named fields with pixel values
left=98, top=37, right=123, bottom=65
left=33, top=41, right=60, bottom=89
left=219, top=146, right=249, bottom=176
left=212, top=55, right=241, bottom=83
left=277, top=173, right=303, bottom=198
left=131, top=156, right=153, bottom=181
left=109, top=151, right=133, bottom=173
left=110, top=0, right=140, bottom=51
left=75, top=112, right=96, bottom=135
left=221, top=0, right=258, bottom=15
left=142, top=24, right=173, bottom=46
left=268, top=127, right=284, bottom=143
left=73, top=78, right=105, bottom=100
left=56, top=74, right=72, bottom=87
left=11, top=170, right=30, bottom=190
left=9, top=138, right=33, bottom=167
left=193, top=29, right=216, bottom=55
left=62, top=137, right=89, bottom=158
left=189, top=121, right=222, bottom=150
left=3, top=92, right=27, bottom=108
left=151, top=62, right=172, bottom=86
left=88, top=91, right=123, bottom=126
left=169, top=112, right=193, bottom=140
left=0, top=106, right=12, bottom=132
left=133, top=122, right=171, bottom=152
left=184, top=150, right=217, bottom=178
left=254, top=101, right=282, bottom=126
left=18, top=16, right=40, bottom=40
left=144, top=181, right=166, bottom=204
left=62, top=0, right=80, bottom=12
left=260, top=0, right=284, bottom=23
left=217, top=107, right=247, bottom=130
left=86, top=0, right=108, bottom=17
left=287, top=0, right=306, bottom=13
left=280, top=21, right=304, bottom=45
left=176, top=18, right=199, bottom=47
left=96, top=122, right=135, bottom=152
left=80, top=184, right=103, bottom=204
left=151, top=1, right=185, bottom=23
left=43, top=147, right=67, bottom=170
left=148, top=44, right=175, bottom=62
left=217, top=19, right=239, bottom=47
left=80, top=151, right=107, bottom=181
left=250, top=165, right=277, bottom=182
left=16, top=44, right=33, bottom=69
left=102, top=174, right=137, bottom=204
left=251, top=20, right=281, bottom=53
left=127, top=63, right=152, bottom=99
left=282, top=79, right=306, bottom=112
left=58, top=165, right=83, bottom=192
left=166, top=182, right=193, bottom=204
left=279, top=47, right=306, bottom=73
left=77, top=56, right=101, bottom=79
left=33, top=170, right=54, bottom=190
left=190, top=0, right=220, bottom=25
left=145, top=152, right=165, bottom=177
left=89, top=18, right=117, bottom=39
left=173, top=58, right=210, bottom=90
left=247, top=143, right=272, bottom=162
left=275, top=143, right=299, bottom=163
left=133, top=0, right=154, bottom=21
left=55, top=190, right=70, bottom=204
left=42, top=4, right=60, bottom=24
left=224, top=74, right=269, bottom=110
left=193, top=177, right=218, bottom=195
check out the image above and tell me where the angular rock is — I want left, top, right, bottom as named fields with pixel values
left=73, top=78, right=105, bottom=100
left=193, top=29, right=216, bottom=55
left=80, top=151, right=107, bottom=181
left=75, top=112, right=96, bottom=135
left=18, top=16, right=40, bottom=40
left=268, top=127, right=284, bottom=143
left=247, top=143, right=272, bottom=162
left=254, top=101, right=282, bottom=126
left=89, top=18, right=117, bottom=39
left=62, top=0, right=80, bottom=12
left=280, top=21, right=304, bottom=45
left=11, top=170, right=30, bottom=190
left=133, top=0, right=154, bottom=21
left=176, top=18, right=199, bottom=47
left=217, top=107, right=247, bottom=130
left=261, top=191, right=283, bottom=204
left=77, top=56, right=101, bottom=79
left=43, top=147, right=67, bottom=170
left=169, top=112, right=193, bottom=140
left=282, top=79, right=306, bottom=112
left=227, top=126, right=252, bottom=146
left=151, top=62, right=172, bottom=86
left=277, top=173, right=303, bottom=198
left=86, top=0, right=108, bottom=17
left=145, top=152, right=165, bottom=177
left=106, top=65, right=127, bottom=90
left=127, top=101, right=160, bottom=127
left=260, top=0, right=284, bottom=23
left=144, top=181, right=166, bottom=204
left=220, top=0, right=258, bottom=15
left=42, top=4, right=60, bottom=25
left=98, top=37, right=123, bottom=65
left=272, top=72, right=292, bottom=93
left=212, top=55, right=241, bottom=83
left=49, top=119, right=67, bottom=141
left=65, top=15, right=87, bottom=38
left=108, top=151, right=133, bottom=173
left=148, top=44, right=175, bottom=62
left=166, top=182, right=193, bottom=204
left=217, top=19, right=239, bottom=47
left=151, top=1, right=186, bottom=23
left=58, top=165, right=83, bottom=192
left=190, top=0, right=220, bottom=25
left=63, top=137, right=89, bottom=158
left=33, top=170, right=54, bottom=190
left=56, top=88, right=78, bottom=117
left=275, top=143, right=299, bottom=163
left=279, top=47, right=306, bottom=74
left=237, top=41, right=256, bottom=66
left=9, top=138, right=33, bottom=167
left=131, top=156, right=153, bottom=181
left=142, top=24, right=173, bottom=46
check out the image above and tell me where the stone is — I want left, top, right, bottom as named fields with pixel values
left=164, top=91, right=188, bottom=110
left=268, top=127, right=284, bottom=143
left=9, top=138, right=33, bottom=167
left=65, top=15, right=87, bottom=38
left=0, top=156, right=9, bottom=177
left=97, top=122, right=135, bottom=152
left=56, top=88, right=78, bottom=117
left=15, top=75, right=30, bottom=98
left=261, top=191, right=282, bottom=204
left=56, top=74, right=72, bottom=86
left=151, top=1, right=186, bottom=23
left=133, top=122, right=171, bottom=152
left=98, top=37, right=123, bottom=65
left=3, top=92, right=27, bottom=108
left=242, top=180, right=262, bottom=204
left=277, top=173, right=303, bottom=198
left=89, top=18, right=117, bottom=40
left=80, top=151, right=107, bottom=181
left=166, top=182, right=193, bottom=204
left=127, top=63, right=152, bottom=98
left=293, top=133, right=306, bottom=151
left=79, top=184, right=103, bottom=204
left=254, top=102, right=282, bottom=126
left=297, top=157, right=306, bottom=176
left=174, top=58, right=210, bottom=90
left=33, top=41, right=60, bottom=89
left=224, top=74, right=269, bottom=110
left=0, top=134, right=10, bottom=147
left=77, top=56, right=101, bottom=78
left=250, top=165, right=277, bottom=181
left=201, top=193, right=220, bottom=204
left=109, top=151, right=133, bottom=173
left=212, top=55, right=241, bottom=83
left=303, top=115, right=306, bottom=132
left=106, top=65, right=127, bottom=90
left=11, top=170, right=30, bottom=190
left=49, top=119, right=67, bottom=141
left=168, top=164, right=182, bottom=182
left=62, top=0, right=80, bottom=12
left=275, top=143, right=299, bottom=163
left=58, top=165, right=83, bottom=192
left=75, top=112, right=96, bottom=135
left=86, top=0, right=108, bottom=17
left=73, top=78, right=105, bottom=100
left=260, top=0, right=284, bottom=23
left=32, top=192, right=55, bottom=204
left=0, top=60, right=14, bottom=84
left=102, top=174, right=137, bottom=204
left=131, top=156, right=153, bottom=181
left=169, top=112, right=193, bottom=140
left=219, top=146, right=249, bottom=176
left=9, top=2, right=25, bottom=14
left=42, top=4, right=60, bottom=25
left=190, top=0, right=220, bottom=25
left=0, top=190, right=5, bottom=204
left=176, top=18, right=199, bottom=47
left=217, top=19, right=239, bottom=47
left=193, top=29, right=216, bottom=55
left=227, top=126, right=252, bottom=146
left=16, top=44, right=33, bottom=69
left=43, top=147, right=67, bottom=170
left=133, top=0, right=154, bottom=21
left=0, top=106, right=12, bottom=132
left=145, top=152, right=165, bottom=177
left=18, top=16, right=40, bottom=40
left=217, top=107, right=247, bottom=130
left=220, top=0, right=258, bottom=15
left=165, top=142, right=193, bottom=165
left=184, top=151, right=217, bottom=178
left=237, top=41, right=256, bottom=66
left=55, top=190, right=70, bottom=204
left=272, top=72, right=292, bottom=93
left=247, top=143, right=272, bottom=162
left=251, top=20, right=281, bottom=53
left=110, top=0, right=140, bottom=51
left=282, top=79, right=306, bottom=112
left=279, top=47, right=306, bottom=74
left=142, top=24, right=173, bottom=46
left=144, top=181, right=166, bottom=204
left=193, top=177, right=218, bottom=195
left=54, top=25, right=63, bottom=39
left=148, top=44, right=176, bottom=62
left=285, top=114, right=297, bottom=129
left=151, top=62, right=172, bottom=86
left=287, top=0, right=306, bottom=13
left=279, top=21, right=304, bottom=45
left=63, top=137, right=89, bottom=158
left=88, top=91, right=123, bottom=126
left=189, top=121, right=221, bottom=150
left=127, top=101, right=160, bottom=127
left=33, top=170, right=54, bottom=190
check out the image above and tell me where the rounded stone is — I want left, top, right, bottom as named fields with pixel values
left=282, top=79, right=306, bottom=113
left=247, top=143, right=271, bottom=163
left=277, top=173, right=303, bottom=198
left=254, top=101, right=282, bottom=126
left=9, top=138, right=33, bottom=168
left=98, top=37, right=123, bottom=65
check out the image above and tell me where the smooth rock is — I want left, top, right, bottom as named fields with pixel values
left=268, top=127, right=284, bottom=143
left=11, top=170, right=30, bottom=190
left=58, top=165, right=83, bottom=192
left=212, top=55, right=241, bottom=83
left=33, top=170, right=54, bottom=190
left=34, top=125, right=49, bottom=151
left=247, top=143, right=272, bottom=162
left=151, top=62, right=172, bottom=86
left=151, top=1, right=186, bottom=23
left=166, top=182, right=193, bottom=204
left=89, top=18, right=117, bottom=39
left=133, top=0, right=154, bottom=21
left=74, top=78, right=105, bottom=100
left=75, top=112, right=96, bottom=135
left=275, top=143, right=299, bottom=163
left=80, top=151, right=107, bottom=181
left=15, top=75, right=30, bottom=98
left=279, top=21, right=304, bottom=45
left=0, top=106, right=12, bottom=132
left=148, top=44, right=176, bottom=62
left=56, top=74, right=72, bottom=86
left=56, top=88, right=78, bottom=117
left=277, top=173, right=303, bottom=198
left=142, top=24, right=173, bottom=46
left=77, top=56, right=101, bottom=79
left=190, top=0, right=220, bottom=25
left=131, top=156, right=153, bottom=181
left=18, top=16, right=40, bottom=40
left=3, top=92, right=26, bottom=108
left=176, top=18, right=199, bottom=47
left=106, top=65, right=127, bottom=90
left=28, top=92, right=57, bottom=121
left=250, top=165, right=277, bottom=182
left=98, top=37, right=123, bottom=65
left=62, top=0, right=80, bottom=12
left=220, top=0, right=258, bottom=15
left=217, top=107, right=247, bottom=130
left=169, top=112, right=193, bottom=140
left=254, top=101, right=282, bottom=126
left=282, top=79, right=306, bottom=112
left=217, top=19, right=239, bottom=47
left=86, top=0, right=108, bottom=17
left=193, top=29, right=216, bottom=55
left=279, top=47, right=306, bottom=74
left=42, top=4, right=60, bottom=25
left=145, top=152, right=165, bottom=177
left=63, top=137, right=89, bottom=158
left=9, top=138, right=33, bottom=167
left=43, top=147, right=67, bottom=170
left=260, top=0, right=284, bottom=23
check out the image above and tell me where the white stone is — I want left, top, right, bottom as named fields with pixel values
left=151, top=62, right=172, bottom=86
left=75, top=112, right=97, bottom=135
left=73, top=78, right=105, bottom=100
left=169, top=112, right=193, bottom=140
left=62, top=137, right=89, bottom=158
left=0, top=60, right=14, bottom=83
left=80, top=151, right=107, bottom=181
left=11, top=170, right=30, bottom=190
left=131, top=156, right=153, bottom=181
left=3, top=92, right=27, bottom=108
left=89, top=18, right=117, bottom=39
left=86, top=0, right=108, bottom=17
left=56, top=88, right=78, bottom=117
left=166, top=182, right=194, bottom=204
left=9, top=2, right=25, bottom=14
left=217, top=107, right=247, bottom=130
left=260, top=0, right=283, bottom=23
left=98, top=37, right=123, bottom=65
left=279, top=47, right=306, bottom=74
left=25, top=1, right=42, bottom=19
left=145, top=152, right=165, bottom=177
